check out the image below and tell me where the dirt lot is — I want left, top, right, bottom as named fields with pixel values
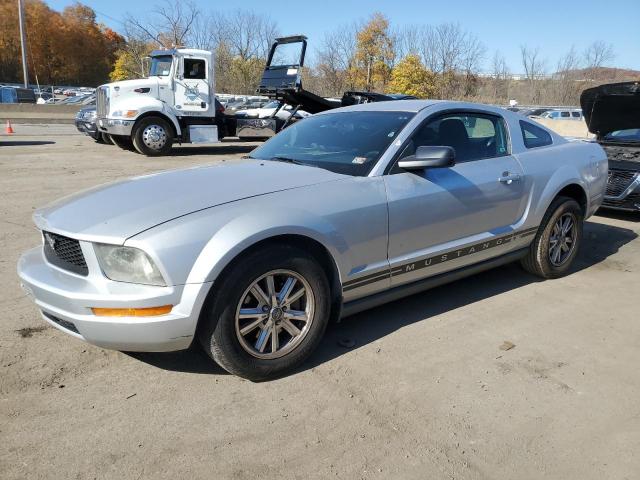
left=1, top=125, right=639, bottom=480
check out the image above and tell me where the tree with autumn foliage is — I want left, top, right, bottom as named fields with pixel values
left=0, top=0, right=123, bottom=86
left=387, top=54, right=436, bottom=98
left=348, top=13, right=394, bottom=92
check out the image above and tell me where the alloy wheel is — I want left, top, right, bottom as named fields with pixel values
left=235, top=269, right=315, bottom=359
left=548, top=212, right=577, bottom=266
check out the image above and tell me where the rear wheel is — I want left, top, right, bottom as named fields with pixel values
left=521, top=196, right=583, bottom=278
left=109, top=134, right=135, bottom=151
left=198, top=245, right=331, bottom=381
left=132, top=116, right=173, bottom=156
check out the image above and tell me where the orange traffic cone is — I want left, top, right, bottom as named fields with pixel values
left=5, top=120, right=14, bottom=134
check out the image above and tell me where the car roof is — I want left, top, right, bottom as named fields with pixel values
left=318, top=99, right=514, bottom=116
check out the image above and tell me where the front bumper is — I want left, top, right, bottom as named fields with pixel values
left=74, top=119, right=98, bottom=138
left=97, top=117, right=134, bottom=136
left=17, top=246, right=211, bottom=352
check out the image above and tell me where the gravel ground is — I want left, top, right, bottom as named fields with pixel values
left=1, top=125, right=639, bottom=480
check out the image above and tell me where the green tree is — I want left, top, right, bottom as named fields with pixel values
left=387, top=54, right=436, bottom=98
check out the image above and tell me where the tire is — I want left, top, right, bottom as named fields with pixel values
left=101, top=132, right=113, bottom=144
left=521, top=196, right=583, bottom=279
left=93, top=132, right=103, bottom=143
left=132, top=116, right=174, bottom=156
left=109, top=134, right=135, bottom=151
left=198, top=245, right=331, bottom=381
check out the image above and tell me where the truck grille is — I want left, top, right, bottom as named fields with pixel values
left=42, top=231, right=88, bottom=276
left=605, top=169, right=637, bottom=197
left=96, top=86, right=109, bottom=117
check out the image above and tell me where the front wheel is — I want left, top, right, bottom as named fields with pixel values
left=521, top=196, right=583, bottom=278
left=132, top=116, right=173, bottom=156
left=198, top=245, right=331, bottom=381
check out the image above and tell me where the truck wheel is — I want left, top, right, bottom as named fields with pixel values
left=109, top=134, right=135, bottom=151
left=132, top=117, right=173, bottom=156
left=198, top=245, right=331, bottom=381
left=521, top=196, right=583, bottom=279
left=101, top=132, right=113, bottom=145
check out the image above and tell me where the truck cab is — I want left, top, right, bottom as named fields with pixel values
left=97, top=48, right=224, bottom=155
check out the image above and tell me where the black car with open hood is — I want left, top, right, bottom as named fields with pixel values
left=580, top=82, right=640, bottom=211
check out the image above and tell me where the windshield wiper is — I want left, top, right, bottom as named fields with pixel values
left=269, top=156, right=309, bottom=166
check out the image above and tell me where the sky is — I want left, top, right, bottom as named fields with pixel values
left=48, top=0, right=640, bottom=73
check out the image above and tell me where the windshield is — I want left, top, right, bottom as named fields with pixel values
left=249, top=111, right=415, bottom=176
left=149, top=55, right=173, bottom=77
left=603, top=128, right=640, bottom=143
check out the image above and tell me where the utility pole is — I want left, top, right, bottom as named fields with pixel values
left=18, top=0, right=29, bottom=88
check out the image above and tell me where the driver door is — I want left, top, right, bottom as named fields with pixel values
left=384, top=111, right=528, bottom=286
left=174, top=56, right=210, bottom=114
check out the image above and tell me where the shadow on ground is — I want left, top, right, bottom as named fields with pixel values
left=130, top=220, right=637, bottom=378
left=0, top=140, right=55, bottom=146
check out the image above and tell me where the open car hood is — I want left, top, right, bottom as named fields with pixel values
left=580, top=82, right=640, bottom=136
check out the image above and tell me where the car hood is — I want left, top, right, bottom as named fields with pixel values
left=580, top=81, right=640, bottom=136
left=34, top=160, right=343, bottom=244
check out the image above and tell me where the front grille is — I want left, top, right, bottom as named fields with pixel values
left=42, top=231, right=88, bottom=276
left=605, top=169, right=637, bottom=197
left=42, top=311, right=79, bottom=334
left=96, top=86, right=109, bottom=117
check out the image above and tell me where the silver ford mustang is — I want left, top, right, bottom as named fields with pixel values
left=18, top=100, right=607, bottom=380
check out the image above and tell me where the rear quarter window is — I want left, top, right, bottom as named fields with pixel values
left=520, top=120, right=553, bottom=149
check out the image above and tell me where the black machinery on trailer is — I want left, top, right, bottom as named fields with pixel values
left=234, top=35, right=416, bottom=140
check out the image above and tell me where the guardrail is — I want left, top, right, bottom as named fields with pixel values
left=0, top=104, right=78, bottom=124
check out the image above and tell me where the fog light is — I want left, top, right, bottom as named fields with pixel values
left=91, top=305, right=173, bottom=317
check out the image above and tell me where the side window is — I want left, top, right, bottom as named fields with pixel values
left=520, top=120, right=553, bottom=148
left=184, top=58, right=206, bottom=79
left=560, top=111, right=570, bottom=118
left=399, top=113, right=509, bottom=163
left=571, top=111, right=581, bottom=118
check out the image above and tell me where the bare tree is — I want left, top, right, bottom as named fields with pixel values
left=315, top=22, right=359, bottom=96
left=491, top=50, right=510, bottom=102
left=520, top=45, right=547, bottom=104
left=554, top=46, right=582, bottom=104
left=125, top=0, right=198, bottom=48
left=583, top=40, right=615, bottom=79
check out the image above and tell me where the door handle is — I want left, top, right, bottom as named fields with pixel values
left=499, top=172, right=522, bottom=185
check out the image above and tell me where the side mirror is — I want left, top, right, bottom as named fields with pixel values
left=398, top=146, right=455, bottom=171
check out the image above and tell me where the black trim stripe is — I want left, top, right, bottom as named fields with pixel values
left=342, top=226, right=538, bottom=292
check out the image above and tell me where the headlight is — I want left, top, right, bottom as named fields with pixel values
left=111, top=110, right=138, bottom=118
left=94, top=244, right=166, bottom=286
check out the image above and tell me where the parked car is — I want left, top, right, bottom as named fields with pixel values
left=520, top=108, right=552, bottom=118
left=539, top=109, right=583, bottom=120
left=17, top=100, right=607, bottom=380
left=0, top=86, right=18, bottom=103
left=53, top=88, right=63, bottom=94
left=581, top=82, right=640, bottom=212
left=75, top=106, right=111, bottom=144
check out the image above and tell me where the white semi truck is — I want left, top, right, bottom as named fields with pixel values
left=96, top=48, right=230, bottom=156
